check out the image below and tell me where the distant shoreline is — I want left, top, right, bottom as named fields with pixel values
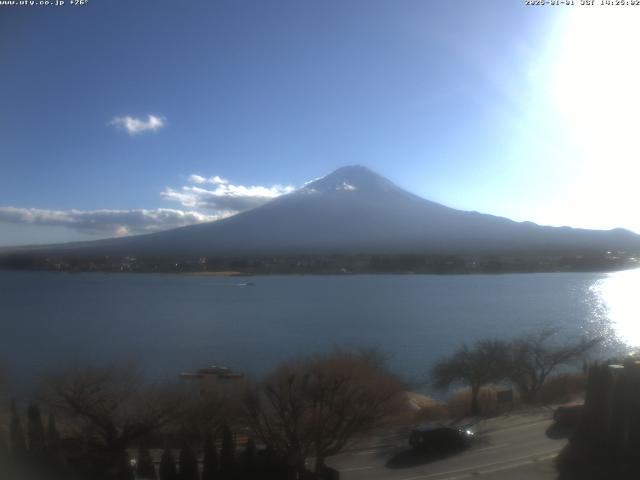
left=1, top=250, right=639, bottom=276
left=186, top=271, right=249, bottom=277
left=1, top=266, right=638, bottom=277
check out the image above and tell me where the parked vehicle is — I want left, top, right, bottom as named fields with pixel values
left=409, top=424, right=475, bottom=454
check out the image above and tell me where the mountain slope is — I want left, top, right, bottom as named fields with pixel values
left=18, top=166, right=640, bottom=257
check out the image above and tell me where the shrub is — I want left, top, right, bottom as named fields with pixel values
left=446, top=386, right=516, bottom=417
left=537, top=373, right=587, bottom=405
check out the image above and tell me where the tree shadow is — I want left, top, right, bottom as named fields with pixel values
left=386, top=447, right=466, bottom=469
left=556, top=444, right=640, bottom=480
left=546, top=423, right=573, bottom=439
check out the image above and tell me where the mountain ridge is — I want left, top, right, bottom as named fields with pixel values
left=5, top=165, right=640, bottom=259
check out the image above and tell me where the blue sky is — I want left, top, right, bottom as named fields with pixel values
left=1, top=0, right=639, bottom=246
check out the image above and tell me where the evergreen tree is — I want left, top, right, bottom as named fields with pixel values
left=201, top=432, right=219, bottom=480
left=0, top=426, right=5, bottom=457
left=261, top=447, right=291, bottom=480
left=242, top=438, right=256, bottom=480
left=27, top=403, right=46, bottom=461
left=46, top=412, right=61, bottom=457
left=117, top=451, right=135, bottom=480
left=9, top=400, right=27, bottom=457
left=46, top=412, right=60, bottom=450
left=137, top=445, right=157, bottom=479
left=178, top=443, right=199, bottom=480
left=159, top=447, right=178, bottom=480
left=0, top=424, right=8, bottom=469
left=46, top=412, right=65, bottom=477
left=220, top=425, right=235, bottom=479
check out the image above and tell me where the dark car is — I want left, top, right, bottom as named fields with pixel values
left=553, top=403, right=584, bottom=427
left=409, top=424, right=475, bottom=454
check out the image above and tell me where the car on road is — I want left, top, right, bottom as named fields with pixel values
left=409, top=424, right=475, bottom=454
left=553, top=402, right=584, bottom=427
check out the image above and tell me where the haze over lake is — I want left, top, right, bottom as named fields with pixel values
left=2, top=270, right=639, bottom=390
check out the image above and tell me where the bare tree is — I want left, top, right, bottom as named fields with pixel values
left=244, top=349, right=404, bottom=478
left=47, top=364, right=182, bottom=479
left=431, top=339, right=509, bottom=416
left=177, top=379, right=245, bottom=440
left=506, top=329, right=600, bottom=403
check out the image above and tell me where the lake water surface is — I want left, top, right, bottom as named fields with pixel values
left=2, top=270, right=639, bottom=390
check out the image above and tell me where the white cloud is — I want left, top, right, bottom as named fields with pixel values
left=210, top=175, right=228, bottom=185
left=110, top=114, right=165, bottom=135
left=188, top=174, right=207, bottom=184
left=0, top=207, right=221, bottom=236
left=0, top=174, right=299, bottom=241
left=187, top=174, right=228, bottom=185
left=303, top=176, right=323, bottom=186
left=163, top=175, right=295, bottom=213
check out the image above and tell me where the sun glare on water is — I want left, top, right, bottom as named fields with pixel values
left=553, top=9, right=640, bottom=347
left=592, top=269, right=640, bottom=349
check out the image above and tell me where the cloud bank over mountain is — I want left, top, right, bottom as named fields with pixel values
left=0, top=207, right=220, bottom=237
left=162, top=174, right=295, bottom=213
left=0, top=173, right=297, bottom=237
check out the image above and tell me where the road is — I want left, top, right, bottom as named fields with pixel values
left=328, top=411, right=567, bottom=480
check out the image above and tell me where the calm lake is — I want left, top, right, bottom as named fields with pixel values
left=2, top=270, right=639, bottom=390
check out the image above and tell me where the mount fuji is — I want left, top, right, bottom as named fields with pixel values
left=19, top=165, right=640, bottom=259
